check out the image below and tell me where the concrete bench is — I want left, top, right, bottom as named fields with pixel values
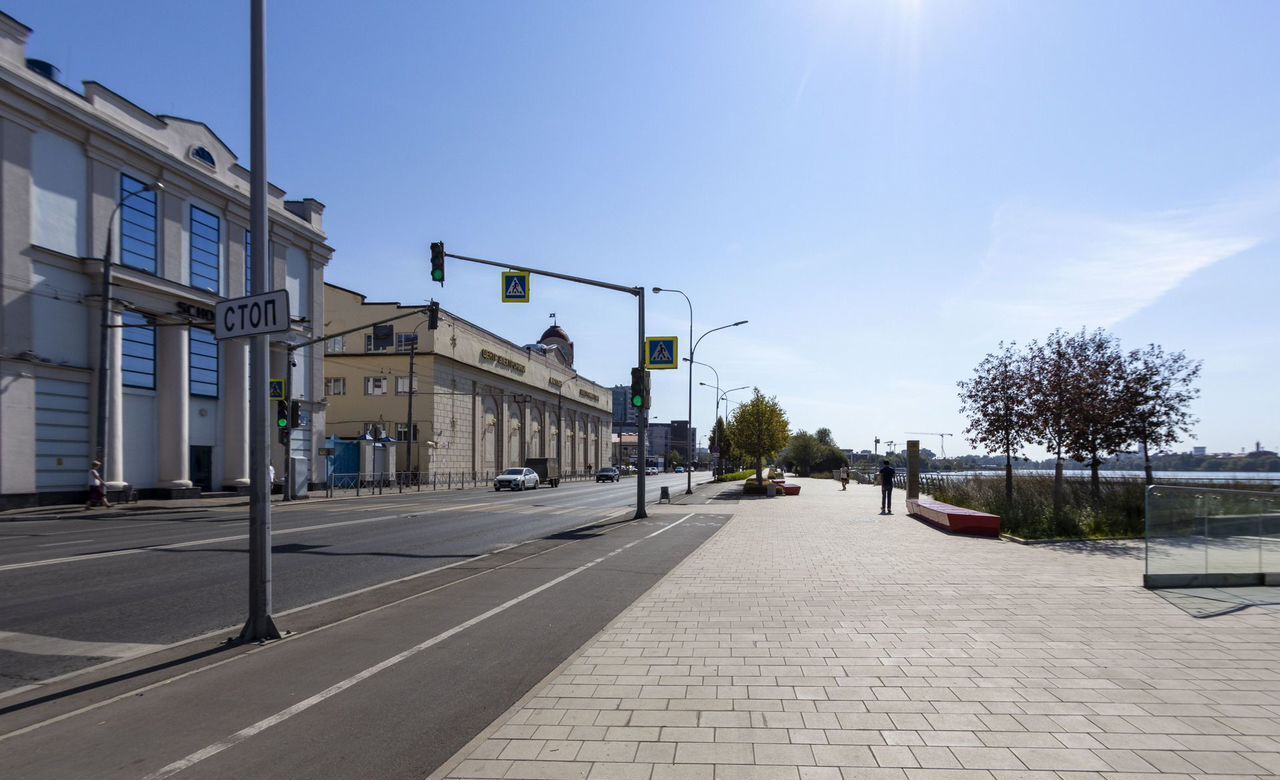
left=906, top=497, right=1001, bottom=537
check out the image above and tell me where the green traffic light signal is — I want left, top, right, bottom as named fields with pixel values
left=276, top=400, right=289, bottom=429
left=430, top=241, right=445, bottom=284
left=631, top=393, right=644, bottom=409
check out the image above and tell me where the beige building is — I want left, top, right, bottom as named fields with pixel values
left=323, top=284, right=613, bottom=478
left=0, top=14, right=331, bottom=506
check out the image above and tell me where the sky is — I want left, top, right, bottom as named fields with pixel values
left=15, top=0, right=1279, bottom=458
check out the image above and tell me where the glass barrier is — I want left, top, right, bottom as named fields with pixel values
left=1145, top=485, right=1280, bottom=588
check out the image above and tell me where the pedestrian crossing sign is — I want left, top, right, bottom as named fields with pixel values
left=501, top=271, right=531, bottom=303
left=644, top=336, right=679, bottom=370
left=269, top=378, right=286, bottom=400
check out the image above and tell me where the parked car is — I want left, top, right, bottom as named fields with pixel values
left=494, top=467, right=539, bottom=491
left=674, top=466, right=685, bottom=473
left=524, top=457, right=560, bottom=487
left=645, top=466, right=658, bottom=476
left=595, top=467, right=620, bottom=483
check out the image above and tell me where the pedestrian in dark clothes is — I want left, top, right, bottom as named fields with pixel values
left=879, top=460, right=895, bottom=514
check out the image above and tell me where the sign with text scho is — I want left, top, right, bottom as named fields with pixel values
left=215, top=290, right=291, bottom=340
left=644, top=336, right=679, bottom=370
left=501, top=270, right=530, bottom=303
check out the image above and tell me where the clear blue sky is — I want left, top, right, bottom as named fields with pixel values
left=16, top=0, right=1279, bottom=457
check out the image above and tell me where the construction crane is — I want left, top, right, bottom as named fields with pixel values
left=905, top=432, right=954, bottom=460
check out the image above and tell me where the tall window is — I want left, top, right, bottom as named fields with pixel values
left=364, top=376, right=388, bottom=396
left=324, top=377, right=346, bottom=396
left=190, top=329, right=218, bottom=397
left=121, top=312, right=155, bottom=389
left=244, top=229, right=252, bottom=295
left=328, top=336, right=345, bottom=353
left=364, top=334, right=388, bottom=353
left=120, top=174, right=158, bottom=273
left=395, top=376, right=418, bottom=395
left=189, top=206, right=220, bottom=293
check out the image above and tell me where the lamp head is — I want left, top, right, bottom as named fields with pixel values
left=145, top=180, right=165, bottom=193
left=651, top=287, right=663, bottom=294
left=732, top=320, right=748, bottom=327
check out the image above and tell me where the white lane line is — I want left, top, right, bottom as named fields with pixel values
left=0, top=631, right=163, bottom=659
left=142, top=511, right=696, bottom=780
left=37, top=539, right=95, bottom=547
left=0, top=513, right=411, bottom=573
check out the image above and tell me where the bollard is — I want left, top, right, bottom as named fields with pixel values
left=659, top=486, right=671, bottom=504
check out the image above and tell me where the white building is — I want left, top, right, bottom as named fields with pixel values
left=0, top=14, right=332, bottom=507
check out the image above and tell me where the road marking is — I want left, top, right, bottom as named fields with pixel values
left=37, top=539, right=95, bottom=547
left=0, top=631, right=163, bottom=659
left=0, top=513, right=412, bottom=573
left=142, top=512, right=696, bottom=780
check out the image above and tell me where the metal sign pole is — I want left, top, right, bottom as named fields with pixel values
left=635, top=290, right=647, bottom=519
left=240, top=0, right=279, bottom=642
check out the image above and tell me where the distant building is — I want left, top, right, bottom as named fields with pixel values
left=1192, top=446, right=1207, bottom=457
left=323, top=285, right=612, bottom=476
left=611, top=384, right=639, bottom=434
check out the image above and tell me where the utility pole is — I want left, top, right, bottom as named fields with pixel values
left=240, top=0, right=279, bottom=642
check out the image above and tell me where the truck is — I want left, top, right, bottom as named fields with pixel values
left=523, top=457, right=560, bottom=487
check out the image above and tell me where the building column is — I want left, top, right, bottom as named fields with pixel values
left=102, top=304, right=127, bottom=487
left=155, top=322, right=192, bottom=489
left=221, top=340, right=249, bottom=489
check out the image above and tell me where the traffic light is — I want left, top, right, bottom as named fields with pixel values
left=289, top=400, right=302, bottom=428
left=276, top=400, right=290, bottom=444
left=629, top=367, right=650, bottom=410
left=427, top=300, right=440, bottom=330
left=430, top=241, right=445, bottom=285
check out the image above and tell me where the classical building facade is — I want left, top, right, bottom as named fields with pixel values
left=0, top=14, right=331, bottom=506
left=323, top=285, right=613, bottom=477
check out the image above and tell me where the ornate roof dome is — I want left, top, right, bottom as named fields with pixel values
left=540, top=325, right=571, bottom=344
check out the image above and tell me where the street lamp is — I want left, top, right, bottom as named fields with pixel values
left=715, top=385, right=749, bottom=474
left=688, top=358, right=720, bottom=472
left=652, top=287, right=747, bottom=494
left=96, top=179, right=164, bottom=488
left=404, top=315, right=432, bottom=477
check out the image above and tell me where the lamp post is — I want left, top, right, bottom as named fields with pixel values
left=96, top=179, right=164, bottom=487
left=719, top=385, right=749, bottom=473
left=404, top=316, right=430, bottom=478
left=652, top=287, right=746, bottom=494
left=687, top=358, right=719, bottom=471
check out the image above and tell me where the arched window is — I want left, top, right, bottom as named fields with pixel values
left=190, top=146, right=215, bottom=168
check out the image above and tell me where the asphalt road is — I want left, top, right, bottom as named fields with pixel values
left=0, top=476, right=732, bottom=780
left=0, top=472, right=697, bottom=692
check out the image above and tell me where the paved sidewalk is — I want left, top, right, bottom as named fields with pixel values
left=435, top=478, right=1280, bottom=780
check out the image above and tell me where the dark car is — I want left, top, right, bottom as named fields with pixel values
left=595, top=467, right=620, bottom=483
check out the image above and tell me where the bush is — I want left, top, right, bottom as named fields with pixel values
left=715, top=469, right=755, bottom=483
left=924, top=475, right=1145, bottom=539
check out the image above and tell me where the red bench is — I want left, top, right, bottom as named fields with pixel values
left=905, top=497, right=1000, bottom=537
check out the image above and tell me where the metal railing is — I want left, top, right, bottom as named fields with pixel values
left=324, top=469, right=600, bottom=497
left=1144, top=484, right=1280, bottom=588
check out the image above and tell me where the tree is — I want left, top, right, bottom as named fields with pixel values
left=958, top=341, right=1031, bottom=510
left=814, top=428, right=835, bottom=447
left=1063, top=329, right=1128, bottom=501
left=1023, top=330, right=1081, bottom=525
left=783, top=430, right=821, bottom=476
left=709, top=416, right=733, bottom=474
left=1122, top=344, right=1202, bottom=485
left=665, top=449, right=684, bottom=468
left=727, top=388, right=790, bottom=481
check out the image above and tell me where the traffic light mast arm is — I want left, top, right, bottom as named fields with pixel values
left=282, top=306, right=433, bottom=355
left=443, top=251, right=641, bottom=297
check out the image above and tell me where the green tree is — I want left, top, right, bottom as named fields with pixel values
left=783, top=430, right=820, bottom=476
left=962, top=338, right=1029, bottom=507
left=1122, top=344, right=1202, bottom=485
left=666, top=449, right=684, bottom=467
left=727, top=389, right=790, bottom=481
left=1063, top=329, right=1129, bottom=501
left=1023, top=330, right=1081, bottom=527
left=709, top=417, right=733, bottom=474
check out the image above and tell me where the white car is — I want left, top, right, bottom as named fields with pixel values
left=645, top=466, right=658, bottom=476
left=494, top=467, right=539, bottom=491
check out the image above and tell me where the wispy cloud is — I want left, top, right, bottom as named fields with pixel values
left=958, top=182, right=1277, bottom=330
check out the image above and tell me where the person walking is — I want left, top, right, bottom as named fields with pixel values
left=839, top=466, right=849, bottom=490
left=85, top=460, right=111, bottom=509
left=878, top=459, right=895, bottom=514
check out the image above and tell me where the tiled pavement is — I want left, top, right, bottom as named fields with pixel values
left=436, top=479, right=1280, bottom=780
